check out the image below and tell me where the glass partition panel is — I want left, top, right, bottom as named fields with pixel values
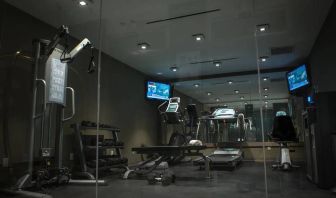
left=0, top=0, right=102, bottom=197
left=98, top=0, right=269, bottom=198
left=255, top=0, right=335, bottom=197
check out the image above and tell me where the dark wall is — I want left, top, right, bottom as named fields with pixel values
left=309, top=1, right=336, bottom=92
left=307, top=1, right=336, bottom=188
left=0, top=1, right=203, bottom=166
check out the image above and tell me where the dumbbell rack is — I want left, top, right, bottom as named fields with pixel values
left=71, top=123, right=128, bottom=179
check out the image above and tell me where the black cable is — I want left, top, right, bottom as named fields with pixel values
left=87, top=46, right=96, bottom=73
left=60, top=34, right=69, bottom=62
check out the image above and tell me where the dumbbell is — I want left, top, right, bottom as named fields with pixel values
left=161, top=172, right=175, bottom=186
left=147, top=173, right=158, bottom=185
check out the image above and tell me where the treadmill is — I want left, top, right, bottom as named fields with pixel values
left=194, top=109, right=245, bottom=170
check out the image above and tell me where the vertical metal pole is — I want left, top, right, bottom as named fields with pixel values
left=96, top=0, right=103, bottom=197
left=55, top=106, right=63, bottom=168
left=204, top=156, right=210, bottom=179
left=216, top=120, right=220, bottom=143
left=254, top=30, right=269, bottom=198
left=2, top=68, right=10, bottom=163
left=196, top=121, right=200, bottom=140
left=28, top=41, right=41, bottom=176
left=47, top=104, right=53, bottom=146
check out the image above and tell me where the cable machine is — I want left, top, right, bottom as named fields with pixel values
left=15, top=25, right=96, bottom=192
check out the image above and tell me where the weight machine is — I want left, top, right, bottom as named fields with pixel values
left=12, top=25, right=101, bottom=196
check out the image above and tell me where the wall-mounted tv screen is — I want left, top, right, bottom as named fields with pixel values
left=287, top=64, right=310, bottom=92
left=146, top=81, right=171, bottom=101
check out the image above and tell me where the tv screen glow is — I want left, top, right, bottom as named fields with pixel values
left=146, top=81, right=170, bottom=101
left=287, top=64, right=310, bottom=91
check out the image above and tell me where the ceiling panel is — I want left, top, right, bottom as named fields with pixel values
left=5, top=0, right=333, bottom=106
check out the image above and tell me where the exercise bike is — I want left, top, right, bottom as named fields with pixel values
left=269, top=115, right=300, bottom=171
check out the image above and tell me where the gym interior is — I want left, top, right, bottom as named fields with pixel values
left=0, top=0, right=336, bottom=197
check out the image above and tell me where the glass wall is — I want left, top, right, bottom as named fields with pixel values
left=1, top=1, right=335, bottom=198
left=0, top=0, right=102, bottom=197
left=99, top=0, right=268, bottom=197
left=255, top=0, right=334, bottom=197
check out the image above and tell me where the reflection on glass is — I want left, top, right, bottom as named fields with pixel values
left=1, top=1, right=335, bottom=198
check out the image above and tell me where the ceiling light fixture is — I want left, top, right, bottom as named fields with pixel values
left=244, top=102, right=248, bottom=105
left=260, top=56, right=268, bottom=62
left=264, top=87, right=269, bottom=91
left=216, top=98, right=220, bottom=102
left=79, top=1, right=87, bottom=6
left=207, top=92, right=212, bottom=96
left=228, top=81, right=233, bottom=85
left=138, top=43, right=150, bottom=50
left=213, top=61, right=221, bottom=67
left=264, top=95, right=268, bottom=98
left=240, top=96, right=244, bottom=100
left=170, top=66, right=178, bottom=72
left=234, top=90, right=239, bottom=94
left=193, top=34, right=205, bottom=42
left=263, top=77, right=268, bottom=81
left=194, top=83, right=200, bottom=88
left=257, top=24, right=270, bottom=32
left=265, top=101, right=268, bottom=104
left=156, top=72, right=163, bottom=75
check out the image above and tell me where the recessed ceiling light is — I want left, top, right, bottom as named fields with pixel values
left=214, top=61, right=221, bottom=67
left=193, top=34, right=205, bottom=42
left=257, top=24, right=270, bottom=32
left=260, top=56, right=268, bottom=62
left=79, top=1, right=87, bottom=6
left=170, top=66, right=178, bottom=72
left=240, top=96, right=244, bottom=100
left=263, top=77, right=268, bottom=81
left=234, top=90, right=239, bottom=94
left=264, top=87, right=269, bottom=91
left=16, top=51, right=21, bottom=55
left=138, top=43, right=149, bottom=50
left=264, top=95, right=268, bottom=98
left=216, top=98, right=220, bottom=102
left=228, top=81, right=233, bottom=85
left=207, top=92, right=212, bottom=96
left=265, top=101, right=268, bottom=104
left=194, top=83, right=200, bottom=88
left=156, top=72, right=163, bottom=75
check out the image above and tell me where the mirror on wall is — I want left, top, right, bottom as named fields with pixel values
left=172, top=71, right=289, bottom=143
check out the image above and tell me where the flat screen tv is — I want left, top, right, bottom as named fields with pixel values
left=146, top=81, right=171, bottom=101
left=286, top=64, right=310, bottom=92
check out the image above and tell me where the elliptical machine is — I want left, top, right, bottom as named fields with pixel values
left=158, top=97, right=202, bottom=146
left=158, top=97, right=188, bottom=146
left=185, top=104, right=201, bottom=141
